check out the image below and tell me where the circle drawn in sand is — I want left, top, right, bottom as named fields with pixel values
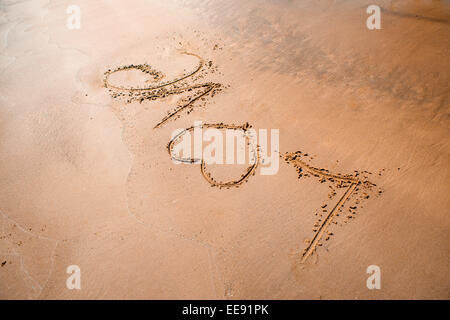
left=103, top=52, right=221, bottom=128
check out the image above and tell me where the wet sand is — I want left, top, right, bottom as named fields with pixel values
left=0, top=0, right=449, bottom=299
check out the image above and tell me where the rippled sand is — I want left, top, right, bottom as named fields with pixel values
left=0, top=0, right=449, bottom=299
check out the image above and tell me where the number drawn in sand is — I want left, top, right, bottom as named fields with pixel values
left=168, top=122, right=260, bottom=188
left=284, top=151, right=383, bottom=263
left=103, top=50, right=383, bottom=264
left=103, top=52, right=222, bottom=128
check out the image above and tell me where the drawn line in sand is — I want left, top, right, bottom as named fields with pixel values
left=0, top=211, right=59, bottom=298
left=168, top=122, right=260, bottom=188
left=103, top=51, right=221, bottom=128
left=284, top=151, right=382, bottom=263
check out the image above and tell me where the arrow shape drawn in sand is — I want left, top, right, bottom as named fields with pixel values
left=284, top=152, right=380, bottom=263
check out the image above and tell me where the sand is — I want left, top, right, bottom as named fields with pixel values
left=0, top=0, right=449, bottom=299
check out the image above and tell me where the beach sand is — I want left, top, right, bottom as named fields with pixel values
left=0, top=0, right=449, bottom=299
